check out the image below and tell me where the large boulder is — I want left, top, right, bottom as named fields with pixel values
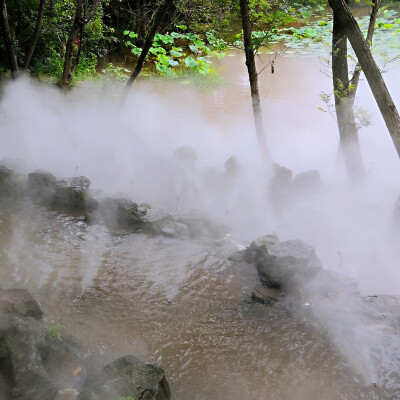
left=27, top=171, right=96, bottom=214
left=244, top=236, right=322, bottom=289
left=98, top=197, right=146, bottom=230
left=53, top=176, right=97, bottom=213
left=0, top=289, right=43, bottom=320
left=0, top=165, right=21, bottom=198
left=79, top=355, right=171, bottom=400
left=293, top=170, right=323, bottom=201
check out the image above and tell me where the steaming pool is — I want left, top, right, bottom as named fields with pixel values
left=1, top=50, right=400, bottom=399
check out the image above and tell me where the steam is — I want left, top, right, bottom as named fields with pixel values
left=1, top=53, right=400, bottom=393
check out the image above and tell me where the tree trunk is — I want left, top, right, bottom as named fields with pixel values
left=122, top=0, right=173, bottom=100
left=23, top=0, right=47, bottom=70
left=0, top=0, right=18, bottom=78
left=239, top=0, right=269, bottom=161
left=61, top=0, right=101, bottom=91
left=332, top=1, right=364, bottom=181
left=349, top=0, right=381, bottom=104
left=328, top=0, right=400, bottom=158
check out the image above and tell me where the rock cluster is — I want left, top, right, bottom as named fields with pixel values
left=0, top=288, right=171, bottom=400
left=0, top=164, right=227, bottom=240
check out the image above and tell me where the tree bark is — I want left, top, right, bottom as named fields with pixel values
left=61, top=0, right=101, bottom=91
left=239, top=0, right=269, bottom=161
left=0, top=0, right=18, bottom=78
left=348, top=0, right=381, bottom=103
left=122, top=0, right=173, bottom=99
left=332, top=0, right=364, bottom=181
left=23, top=0, right=47, bottom=70
left=328, top=0, right=400, bottom=158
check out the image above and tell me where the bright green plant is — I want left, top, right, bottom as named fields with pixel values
left=122, top=27, right=228, bottom=76
left=117, top=397, right=135, bottom=400
left=45, top=323, right=64, bottom=342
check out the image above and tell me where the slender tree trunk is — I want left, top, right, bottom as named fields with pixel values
left=61, top=0, right=101, bottom=91
left=328, top=0, right=400, bottom=158
left=332, top=1, right=364, bottom=181
left=239, top=0, right=269, bottom=161
left=122, top=0, right=173, bottom=101
left=61, top=0, right=84, bottom=91
left=23, top=0, right=47, bottom=70
left=0, top=0, right=18, bottom=78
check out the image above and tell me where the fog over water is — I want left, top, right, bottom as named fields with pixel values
left=1, top=51, right=400, bottom=399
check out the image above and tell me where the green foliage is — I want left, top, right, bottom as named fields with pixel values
left=122, top=27, right=228, bottom=76
left=45, top=323, right=64, bottom=342
left=117, top=397, right=135, bottom=400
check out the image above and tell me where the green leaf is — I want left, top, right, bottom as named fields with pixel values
left=129, top=32, right=138, bottom=38
left=130, top=47, right=142, bottom=56
left=170, top=49, right=184, bottom=57
left=184, top=56, right=198, bottom=69
left=189, top=44, right=199, bottom=53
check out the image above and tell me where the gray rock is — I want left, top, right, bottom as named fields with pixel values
left=98, top=197, right=145, bottom=230
left=0, top=165, right=13, bottom=184
left=174, top=210, right=228, bottom=240
left=228, top=250, right=245, bottom=262
left=53, top=177, right=97, bottom=212
left=28, top=171, right=96, bottom=214
left=245, top=237, right=321, bottom=289
left=251, top=285, right=280, bottom=305
left=293, top=170, right=323, bottom=199
left=244, top=234, right=279, bottom=264
left=0, top=312, right=86, bottom=400
left=0, top=288, right=43, bottom=320
left=268, top=164, right=293, bottom=215
left=79, top=355, right=171, bottom=400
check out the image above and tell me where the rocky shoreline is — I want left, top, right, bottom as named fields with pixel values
left=0, top=288, right=171, bottom=400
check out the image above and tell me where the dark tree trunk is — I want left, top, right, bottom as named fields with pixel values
left=61, top=0, right=101, bottom=91
left=328, top=0, right=400, bottom=158
left=0, top=0, right=18, bottom=78
left=122, top=0, right=173, bottom=101
left=239, top=0, right=269, bottom=161
left=348, top=0, right=381, bottom=104
left=332, top=1, right=364, bottom=181
left=23, top=0, right=47, bottom=70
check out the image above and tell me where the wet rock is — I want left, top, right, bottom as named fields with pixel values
left=0, top=165, right=20, bottom=197
left=245, top=236, right=321, bottom=289
left=293, top=170, right=323, bottom=200
left=98, top=197, right=145, bottom=230
left=228, top=250, right=245, bottom=262
left=0, top=310, right=87, bottom=400
left=0, top=288, right=43, bottom=320
left=244, top=234, right=279, bottom=264
left=0, top=165, right=13, bottom=184
left=174, top=210, right=228, bottom=240
left=79, top=355, right=171, bottom=400
left=0, top=289, right=172, bottom=400
left=143, top=208, right=189, bottom=238
left=53, top=177, right=97, bottom=213
left=28, top=171, right=96, bottom=214
left=268, top=164, right=293, bottom=215
left=28, top=170, right=56, bottom=193
left=251, top=285, right=280, bottom=305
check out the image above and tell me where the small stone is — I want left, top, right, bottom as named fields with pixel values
left=72, top=366, right=82, bottom=377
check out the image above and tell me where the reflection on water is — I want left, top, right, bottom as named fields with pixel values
left=0, top=200, right=393, bottom=400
